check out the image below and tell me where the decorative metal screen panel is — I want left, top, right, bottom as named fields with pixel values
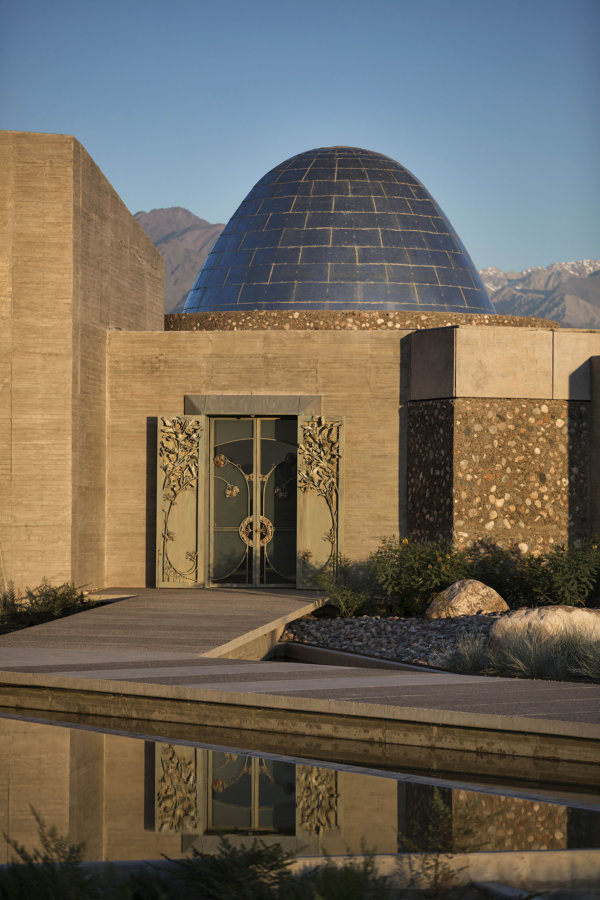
left=155, top=743, right=200, bottom=833
left=296, top=416, right=344, bottom=588
left=156, top=415, right=207, bottom=587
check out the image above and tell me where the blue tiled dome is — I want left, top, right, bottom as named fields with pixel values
left=184, top=147, right=494, bottom=314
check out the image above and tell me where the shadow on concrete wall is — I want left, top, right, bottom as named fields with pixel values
left=146, top=418, right=158, bottom=587
left=567, top=399, right=591, bottom=545
left=398, top=334, right=411, bottom=537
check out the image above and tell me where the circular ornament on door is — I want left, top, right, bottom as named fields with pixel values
left=238, top=516, right=274, bottom=547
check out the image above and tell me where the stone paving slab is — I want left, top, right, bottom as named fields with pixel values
left=0, top=588, right=599, bottom=766
left=0, top=587, right=321, bottom=653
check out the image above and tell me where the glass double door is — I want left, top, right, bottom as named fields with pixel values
left=210, top=417, right=297, bottom=586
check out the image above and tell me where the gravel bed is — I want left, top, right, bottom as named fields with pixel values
left=282, top=614, right=505, bottom=668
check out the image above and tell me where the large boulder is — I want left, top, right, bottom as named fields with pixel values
left=425, top=579, right=509, bottom=619
left=489, top=605, right=600, bottom=647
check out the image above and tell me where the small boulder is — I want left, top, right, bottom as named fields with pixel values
left=490, top=605, right=600, bottom=647
left=425, top=579, right=509, bottom=619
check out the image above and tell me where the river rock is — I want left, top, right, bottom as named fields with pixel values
left=489, top=605, right=600, bottom=647
left=425, top=579, right=509, bottom=619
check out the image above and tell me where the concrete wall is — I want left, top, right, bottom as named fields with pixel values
left=0, top=131, right=163, bottom=590
left=0, top=718, right=71, bottom=864
left=408, top=327, right=600, bottom=550
left=0, top=132, right=75, bottom=589
left=410, top=326, right=600, bottom=401
left=70, top=139, right=163, bottom=586
left=107, top=324, right=600, bottom=585
left=106, top=330, right=408, bottom=586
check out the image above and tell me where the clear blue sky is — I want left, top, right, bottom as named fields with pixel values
left=2, top=0, right=598, bottom=271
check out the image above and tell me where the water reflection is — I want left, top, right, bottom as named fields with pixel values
left=0, top=716, right=598, bottom=864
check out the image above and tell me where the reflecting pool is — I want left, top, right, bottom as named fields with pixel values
left=0, top=713, right=598, bottom=864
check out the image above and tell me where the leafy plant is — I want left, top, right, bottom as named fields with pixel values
left=0, top=580, right=94, bottom=635
left=362, top=536, right=600, bottom=617
left=313, top=557, right=371, bottom=618
left=398, top=787, right=492, bottom=895
left=468, top=538, right=600, bottom=609
left=1, top=806, right=93, bottom=900
left=164, top=836, right=294, bottom=899
left=368, top=538, right=472, bottom=617
left=523, top=540, right=600, bottom=608
left=293, top=850, right=393, bottom=899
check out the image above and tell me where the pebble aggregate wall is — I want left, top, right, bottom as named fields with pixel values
left=165, top=309, right=555, bottom=332
left=407, top=401, right=454, bottom=540
left=406, top=784, right=575, bottom=853
left=453, top=791, right=569, bottom=852
left=408, top=398, right=590, bottom=551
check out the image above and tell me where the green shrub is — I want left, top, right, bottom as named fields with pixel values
left=165, top=837, right=294, bottom=899
left=313, top=557, right=371, bottom=618
left=1, top=807, right=94, bottom=900
left=467, top=541, right=531, bottom=608
left=293, top=852, right=393, bottom=899
left=523, top=540, right=600, bottom=607
left=315, top=537, right=599, bottom=620
left=469, top=538, right=600, bottom=609
left=368, top=538, right=473, bottom=617
left=1, top=816, right=394, bottom=900
left=0, top=580, right=93, bottom=635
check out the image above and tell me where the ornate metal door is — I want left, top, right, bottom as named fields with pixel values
left=210, top=417, right=297, bottom=586
left=156, top=413, right=343, bottom=589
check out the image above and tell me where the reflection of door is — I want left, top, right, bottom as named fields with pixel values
left=208, top=752, right=295, bottom=834
left=210, top=417, right=297, bottom=586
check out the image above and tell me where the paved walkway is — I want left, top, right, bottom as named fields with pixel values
left=0, top=589, right=599, bottom=781
left=0, top=587, right=321, bottom=659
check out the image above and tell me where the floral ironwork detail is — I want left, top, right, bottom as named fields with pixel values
left=156, top=743, right=199, bottom=833
left=298, top=418, right=341, bottom=503
left=158, top=417, right=202, bottom=584
left=298, top=417, right=342, bottom=572
left=214, top=453, right=227, bottom=468
left=225, top=484, right=240, bottom=498
left=160, top=418, right=202, bottom=501
left=239, top=515, right=274, bottom=547
left=297, top=765, right=339, bottom=835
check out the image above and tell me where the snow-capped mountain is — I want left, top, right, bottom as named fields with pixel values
left=480, top=260, right=600, bottom=329
left=134, top=207, right=599, bottom=328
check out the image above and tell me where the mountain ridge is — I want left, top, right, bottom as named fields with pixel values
left=135, top=206, right=600, bottom=327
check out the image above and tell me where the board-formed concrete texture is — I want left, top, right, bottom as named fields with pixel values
left=2, top=131, right=600, bottom=590
left=553, top=330, right=600, bottom=400
left=0, top=132, right=164, bottom=589
left=106, top=328, right=406, bottom=585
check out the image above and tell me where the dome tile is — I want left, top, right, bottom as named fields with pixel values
left=185, top=146, right=495, bottom=314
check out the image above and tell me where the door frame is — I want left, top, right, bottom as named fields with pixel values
left=156, top=395, right=345, bottom=589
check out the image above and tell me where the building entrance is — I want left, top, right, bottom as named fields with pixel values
left=156, top=410, right=342, bottom=590
left=209, top=417, right=297, bottom=586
